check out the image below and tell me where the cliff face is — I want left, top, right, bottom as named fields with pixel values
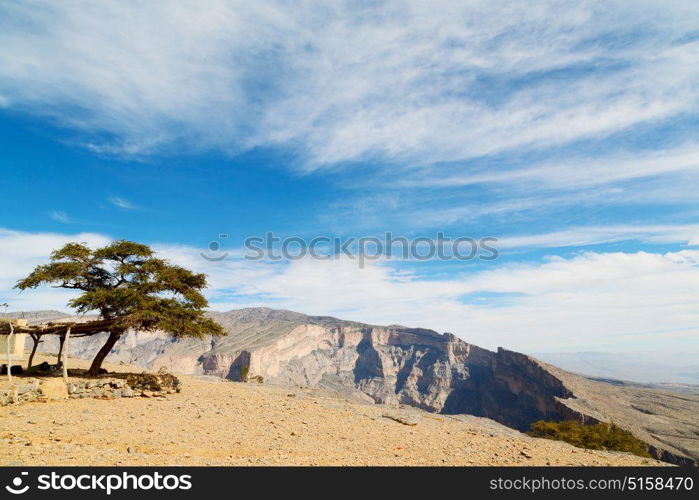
left=110, top=309, right=574, bottom=431
left=31, top=308, right=570, bottom=429
left=203, top=321, right=573, bottom=431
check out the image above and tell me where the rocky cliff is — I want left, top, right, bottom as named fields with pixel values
left=24, top=307, right=698, bottom=465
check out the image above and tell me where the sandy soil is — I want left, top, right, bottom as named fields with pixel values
left=0, top=355, right=666, bottom=466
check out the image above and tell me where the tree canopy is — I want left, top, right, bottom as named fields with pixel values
left=15, top=240, right=225, bottom=374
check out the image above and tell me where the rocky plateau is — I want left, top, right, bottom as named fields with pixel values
left=9, top=307, right=699, bottom=465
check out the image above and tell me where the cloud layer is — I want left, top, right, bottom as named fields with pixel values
left=1, top=1, right=697, bottom=167
left=3, top=228, right=697, bottom=355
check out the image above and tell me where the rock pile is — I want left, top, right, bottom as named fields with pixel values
left=126, top=369, right=181, bottom=394
left=0, top=378, right=41, bottom=405
left=67, top=378, right=132, bottom=399
left=0, top=369, right=180, bottom=406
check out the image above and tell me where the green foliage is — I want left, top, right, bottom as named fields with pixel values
left=239, top=365, right=249, bottom=382
left=15, top=240, right=226, bottom=340
left=528, top=420, right=651, bottom=458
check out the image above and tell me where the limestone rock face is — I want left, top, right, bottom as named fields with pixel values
left=190, top=312, right=575, bottom=431
left=34, top=308, right=571, bottom=429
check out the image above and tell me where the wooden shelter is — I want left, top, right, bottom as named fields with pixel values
left=1, top=317, right=117, bottom=382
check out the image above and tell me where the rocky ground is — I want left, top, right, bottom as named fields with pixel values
left=544, top=362, right=699, bottom=463
left=0, top=355, right=666, bottom=466
left=12, top=308, right=697, bottom=465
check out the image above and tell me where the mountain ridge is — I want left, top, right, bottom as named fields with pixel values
left=11, top=307, right=699, bottom=465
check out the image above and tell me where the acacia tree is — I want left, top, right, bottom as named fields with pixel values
left=15, top=240, right=225, bottom=375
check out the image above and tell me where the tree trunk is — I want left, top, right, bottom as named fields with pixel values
left=6, top=322, right=13, bottom=383
left=56, top=332, right=66, bottom=365
left=27, top=334, right=41, bottom=369
left=62, top=326, right=71, bottom=383
left=87, top=330, right=121, bottom=375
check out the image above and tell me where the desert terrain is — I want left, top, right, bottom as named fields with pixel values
left=0, top=355, right=665, bottom=466
left=9, top=308, right=697, bottom=465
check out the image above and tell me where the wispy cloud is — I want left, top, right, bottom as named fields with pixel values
left=397, top=143, right=699, bottom=191
left=50, top=210, right=71, bottom=223
left=0, top=1, right=697, bottom=168
left=2, top=0, right=696, bottom=236
left=109, top=196, right=136, bottom=210
left=498, top=224, right=699, bottom=249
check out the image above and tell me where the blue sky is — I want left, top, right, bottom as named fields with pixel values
left=1, top=1, right=698, bottom=356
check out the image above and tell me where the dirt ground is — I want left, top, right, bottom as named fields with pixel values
left=0, top=355, right=666, bottom=466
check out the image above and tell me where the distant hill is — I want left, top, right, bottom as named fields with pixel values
left=531, top=352, right=699, bottom=385
left=0, top=310, right=69, bottom=323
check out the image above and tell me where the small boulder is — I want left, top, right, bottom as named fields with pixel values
left=38, top=379, right=68, bottom=400
left=16, top=384, right=36, bottom=396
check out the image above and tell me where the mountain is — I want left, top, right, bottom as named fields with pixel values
left=0, top=310, right=73, bottom=323
left=21, top=307, right=699, bottom=465
left=531, top=352, right=699, bottom=385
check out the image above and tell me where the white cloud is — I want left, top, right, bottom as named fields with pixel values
left=109, top=196, right=136, bottom=210
left=2, top=228, right=698, bottom=355
left=50, top=210, right=72, bottom=223
left=0, top=228, right=110, bottom=311
left=260, top=2, right=699, bottom=169
left=497, top=224, right=699, bottom=249
left=2, top=1, right=697, bottom=234
left=0, top=0, right=697, bottom=169
left=194, top=249, right=699, bottom=355
left=0, top=230, right=699, bottom=351
left=400, top=143, right=699, bottom=190
left=163, top=232, right=699, bottom=355
left=134, top=236, right=699, bottom=355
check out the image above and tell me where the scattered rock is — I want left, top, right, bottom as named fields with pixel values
left=127, top=371, right=181, bottom=393
left=17, top=380, right=39, bottom=395
left=382, top=413, right=420, bottom=426
left=38, top=379, right=68, bottom=400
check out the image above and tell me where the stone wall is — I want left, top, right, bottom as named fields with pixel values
left=0, top=370, right=180, bottom=406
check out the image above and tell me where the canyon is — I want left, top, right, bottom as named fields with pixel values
left=12, top=307, right=699, bottom=465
